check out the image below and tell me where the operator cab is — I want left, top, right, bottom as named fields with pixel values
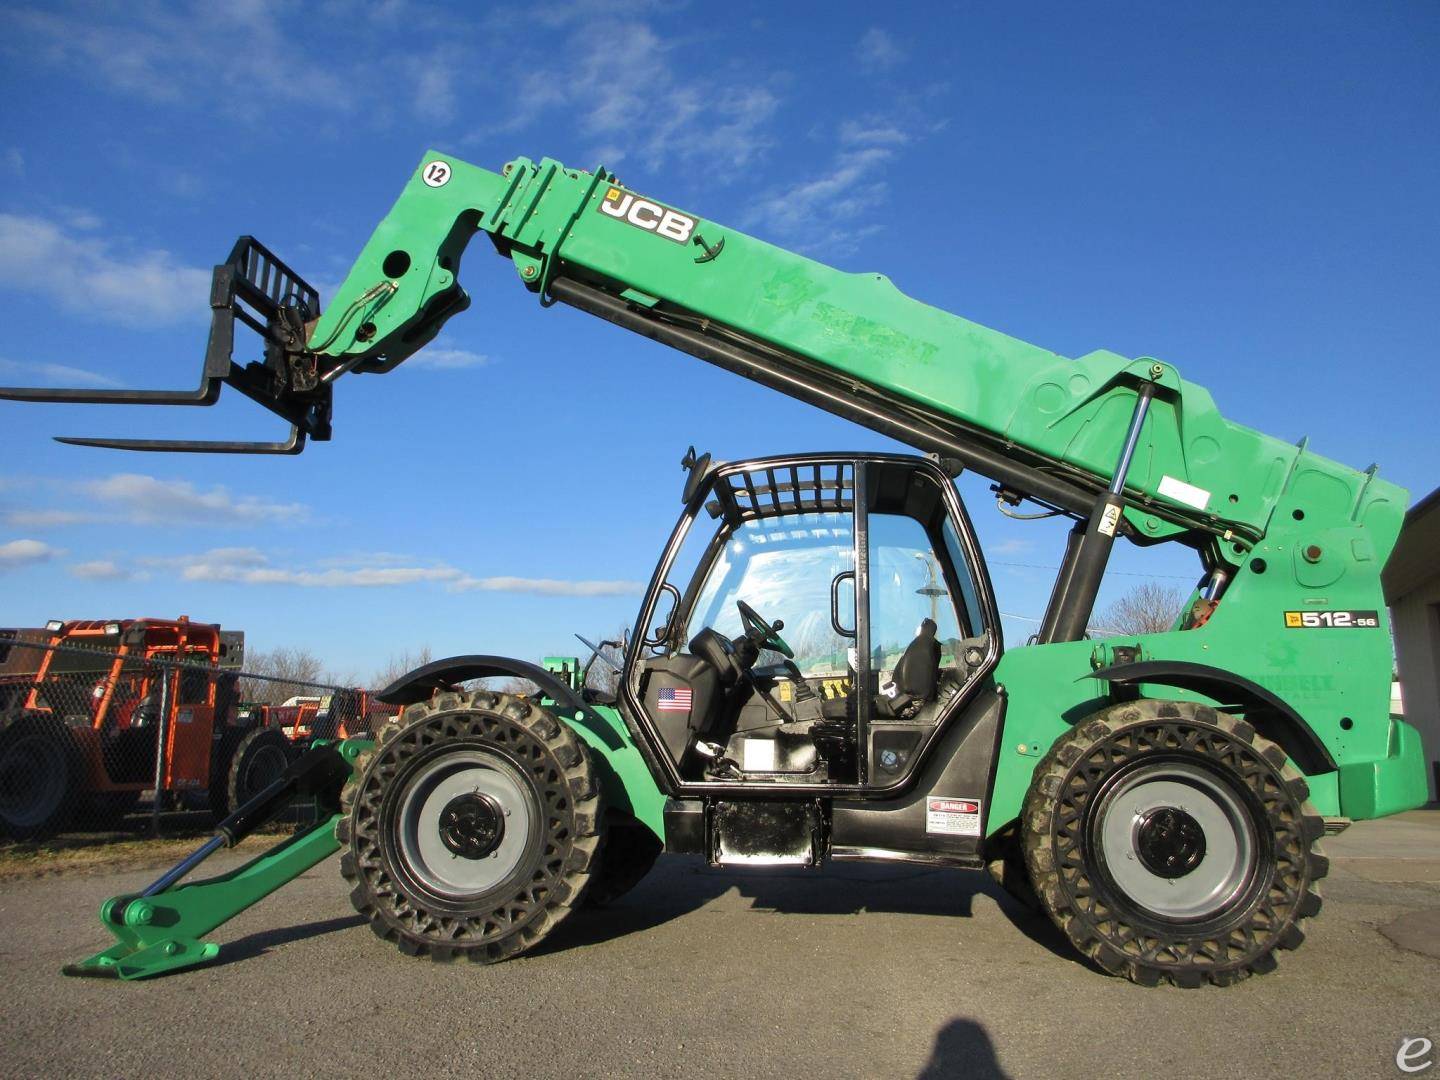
left=625, top=453, right=999, bottom=791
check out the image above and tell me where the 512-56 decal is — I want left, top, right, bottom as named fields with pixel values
left=1283, top=609, right=1380, bottom=629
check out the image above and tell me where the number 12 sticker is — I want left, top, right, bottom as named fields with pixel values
left=422, top=161, right=451, bottom=188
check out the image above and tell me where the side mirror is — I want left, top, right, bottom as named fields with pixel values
left=680, top=446, right=712, bottom=504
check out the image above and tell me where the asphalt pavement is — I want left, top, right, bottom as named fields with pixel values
left=1, top=810, right=1436, bottom=1080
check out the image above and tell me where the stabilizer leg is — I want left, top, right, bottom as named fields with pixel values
left=63, top=738, right=369, bottom=981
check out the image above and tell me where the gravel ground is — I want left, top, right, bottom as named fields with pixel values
left=0, top=810, right=1435, bottom=1080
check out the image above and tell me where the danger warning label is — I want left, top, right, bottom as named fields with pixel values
left=926, top=797, right=982, bottom=836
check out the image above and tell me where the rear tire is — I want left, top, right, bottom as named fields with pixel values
left=225, top=727, right=294, bottom=816
left=339, top=690, right=600, bottom=963
left=0, top=717, right=82, bottom=840
left=1022, top=699, right=1326, bottom=988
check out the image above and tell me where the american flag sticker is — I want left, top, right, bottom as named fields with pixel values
left=657, top=687, right=693, bottom=712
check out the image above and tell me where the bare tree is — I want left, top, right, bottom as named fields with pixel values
left=240, top=645, right=333, bottom=704
left=1096, top=582, right=1188, bottom=637
left=488, top=676, right=541, bottom=697
left=370, top=645, right=434, bottom=692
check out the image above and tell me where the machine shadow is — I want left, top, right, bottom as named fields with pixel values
left=537, top=854, right=1094, bottom=974
left=205, top=914, right=367, bottom=970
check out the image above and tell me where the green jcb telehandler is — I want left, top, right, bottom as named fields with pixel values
left=1, top=152, right=1426, bottom=988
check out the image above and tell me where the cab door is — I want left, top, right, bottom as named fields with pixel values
left=857, top=457, right=998, bottom=788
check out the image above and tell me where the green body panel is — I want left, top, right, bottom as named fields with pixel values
left=306, top=152, right=1421, bottom=828
left=535, top=655, right=667, bottom=840
left=1338, top=716, right=1430, bottom=819
left=550, top=700, right=667, bottom=842
left=985, top=506, right=1426, bottom=831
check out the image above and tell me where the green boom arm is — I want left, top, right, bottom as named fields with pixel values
left=0, top=149, right=1406, bottom=561
left=308, top=152, right=1406, bottom=567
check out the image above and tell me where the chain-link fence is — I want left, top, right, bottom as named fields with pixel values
left=0, top=633, right=398, bottom=843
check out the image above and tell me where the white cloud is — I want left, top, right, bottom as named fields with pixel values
left=405, top=340, right=491, bottom=370
left=60, top=208, right=102, bottom=231
left=315, top=551, right=421, bottom=569
left=856, top=28, right=904, bottom=73
left=741, top=112, right=938, bottom=257
left=150, top=547, right=642, bottom=596
left=0, top=357, right=123, bottom=388
left=992, top=538, right=1035, bottom=556
left=742, top=146, right=894, bottom=256
left=2, top=509, right=95, bottom=528
left=473, top=19, right=779, bottom=171
left=452, top=576, right=644, bottom=597
left=411, top=56, right=456, bottom=123
left=838, top=120, right=911, bottom=147
left=69, top=559, right=130, bottom=581
left=79, top=474, right=308, bottom=526
left=181, top=554, right=462, bottom=588
left=3, top=475, right=308, bottom=530
left=160, top=171, right=204, bottom=199
left=0, top=213, right=209, bottom=328
left=0, top=538, right=61, bottom=569
left=5, top=4, right=349, bottom=114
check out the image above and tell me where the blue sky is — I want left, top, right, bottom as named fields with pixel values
left=1, top=1, right=1436, bottom=682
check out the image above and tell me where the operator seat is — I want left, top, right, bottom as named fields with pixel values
left=799, top=617, right=943, bottom=727
left=777, top=622, right=944, bottom=743
left=876, top=618, right=942, bottom=717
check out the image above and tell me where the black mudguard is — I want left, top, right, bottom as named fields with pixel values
left=377, top=654, right=586, bottom=713
left=1087, top=659, right=1336, bottom=775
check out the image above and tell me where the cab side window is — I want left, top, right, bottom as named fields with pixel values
left=868, top=513, right=966, bottom=680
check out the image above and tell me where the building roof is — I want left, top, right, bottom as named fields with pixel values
left=1383, top=485, right=1440, bottom=603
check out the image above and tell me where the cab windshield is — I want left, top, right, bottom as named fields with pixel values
left=685, top=511, right=853, bottom=676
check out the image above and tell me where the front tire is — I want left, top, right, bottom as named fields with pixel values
left=1022, top=699, right=1326, bottom=988
left=339, top=690, right=600, bottom=963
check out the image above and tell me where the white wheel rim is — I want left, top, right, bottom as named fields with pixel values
left=1097, top=762, right=1258, bottom=921
left=394, top=750, right=534, bottom=899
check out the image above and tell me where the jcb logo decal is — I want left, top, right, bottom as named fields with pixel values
left=597, top=186, right=696, bottom=244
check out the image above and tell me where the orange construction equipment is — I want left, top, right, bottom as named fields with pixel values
left=0, top=617, right=260, bottom=838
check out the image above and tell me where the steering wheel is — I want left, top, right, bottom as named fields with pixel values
left=736, top=600, right=794, bottom=659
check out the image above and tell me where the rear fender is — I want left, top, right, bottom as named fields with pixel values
left=1087, top=659, right=1336, bottom=775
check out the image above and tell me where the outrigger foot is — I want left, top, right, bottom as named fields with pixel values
left=63, top=739, right=366, bottom=981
